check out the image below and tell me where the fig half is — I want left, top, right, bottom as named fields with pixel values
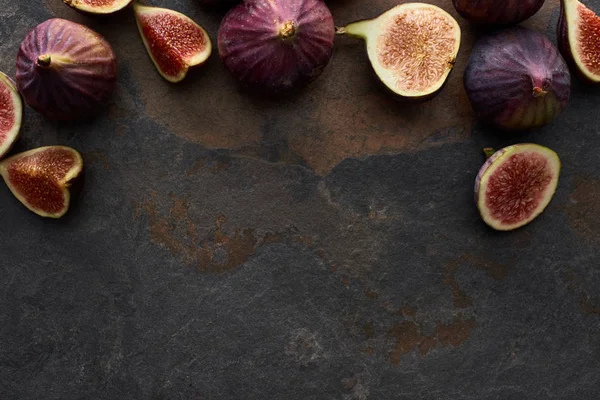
left=0, top=72, right=23, bottom=159
left=336, top=3, right=461, bottom=100
left=0, top=146, right=83, bottom=218
left=475, top=144, right=561, bottom=231
left=63, top=0, right=133, bottom=14
left=558, top=0, right=600, bottom=82
left=134, top=3, right=212, bottom=83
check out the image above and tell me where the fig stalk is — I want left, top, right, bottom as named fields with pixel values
left=37, top=54, right=51, bottom=68
left=279, top=21, right=296, bottom=40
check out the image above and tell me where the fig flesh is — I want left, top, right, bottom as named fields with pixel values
left=336, top=3, right=461, bottom=100
left=452, top=0, right=545, bottom=26
left=0, top=146, right=83, bottom=218
left=63, top=0, right=133, bottom=15
left=558, top=0, right=600, bottom=83
left=134, top=3, right=212, bottom=83
left=475, top=144, right=561, bottom=231
left=0, top=72, right=23, bottom=159
left=464, top=27, right=570, bottom=130
left=15, top=18, right=117, bottom=121
left=217, top=0, right=335, bottom=95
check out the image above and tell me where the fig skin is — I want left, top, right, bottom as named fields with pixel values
left=452, top=0, right=545, bottom=26
left=217, top=0, right=335, bottom=95
left=464, top=27, right=571, bottom=131
left=15, top=18, right=118, bottom=121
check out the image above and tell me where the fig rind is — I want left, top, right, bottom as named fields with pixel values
left=63, top=0, right=133, bottom=15
left=337, top=3, right=461, bottom=100
left=558, top=0, right=600, bottom=83
left=475, top=144, right=561, bottom=231
left=134, top=3, right=212, bottom=83
left=452, top=0, right=545, bottom=26
left=0, top=146, right=83, bottom=218
left=0, top=72, right=23, bottom=159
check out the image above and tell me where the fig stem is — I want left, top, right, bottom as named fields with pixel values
left=37, top=54, right=51, bottom=68
left=335, top=26, right=347, bottom=35
left=279, top=20, right=296, bottom=40
left=483, top=148, right=496, bottom=159
left=533, top=87, right=548, bottom=97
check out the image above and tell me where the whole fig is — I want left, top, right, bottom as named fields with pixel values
left=452, top=0, right=545, bottom=26
left=16, top=18, right=117, bottom=121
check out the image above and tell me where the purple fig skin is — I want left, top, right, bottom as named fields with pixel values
left=15, top=18, right=117, bottom=121
left=452, top=0, right=545, bottom=26
left=217, top=0, right=335, bottom=95
left=464, top=27, right=571, bottom=131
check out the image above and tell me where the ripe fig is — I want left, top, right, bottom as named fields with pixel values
left=336, top=3, right=461, bottom=100
left=0, top=146, right=83, bottom=218
left=0, top=72, right=23, bottom=159
left=217, top=0, right=335, bottom=95
left=452, top=0, right=545, bottom=26
left=558, top=0, right=600, bottom=83
left=475, top=144, right=560, bottom=231
left=134, top=3, right=212, bottom=83
left=15, top=18, right=117, bottom=121
left=464, top=27, right=570, bottom=131
left=63, top=0, right=133, bottom=15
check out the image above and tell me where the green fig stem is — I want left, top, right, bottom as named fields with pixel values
left=279, top=20, right=296, bottom=40
left=37, top=54, right=51, bottom=68
left=335, top=26, right=347, bottom=35
left=483, top=148, right=496, bottom=159
left=533, top=87, right=548, bottom=97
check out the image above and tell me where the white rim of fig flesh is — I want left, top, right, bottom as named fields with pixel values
left=63, top=0, right=133, bottom=14
left=562, top=0, right=600, bottom=82
left=0, top=146, right=83, bottom=218
left=475, top=144, right=561, bottom=231
left=337, top=3, right=461, bottom=98
left=133, top=3, right=212, bottom=83
left=0, top=72, right=22, bottom=159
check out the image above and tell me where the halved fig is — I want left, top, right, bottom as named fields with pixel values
left=63, top=0, right=133, bottom=14
left=475, top=144, right=561, bottom=231
left=134, top=3, right=212, bottom=83
left=336, top=3, right=461, bottom=100
left=0, top=72, right=23, bottom=159
left=0, top=146, right=83, bottom=218
left=558, top=0, right=600, bottom=82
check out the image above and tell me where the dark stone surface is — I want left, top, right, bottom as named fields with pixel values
left=1, top=0, right=599, bottom=399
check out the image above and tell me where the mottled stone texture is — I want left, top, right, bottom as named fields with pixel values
left=1, top=0, right=599, bottom=399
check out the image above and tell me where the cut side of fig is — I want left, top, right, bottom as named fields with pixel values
left=0, top=72, right=23, bottom=159
left=16, top=18, right=117, bottom=121
left=63, top=0, right=133, bottom=14
left=475, top=144, right=561, bottom=231
left=336, top=3, right=461, bottom=99
left=134, top=3, right=212, bottom=83
left=558, top=0, right=600, bottom=82
left=0, top=146, right=83, bottom=218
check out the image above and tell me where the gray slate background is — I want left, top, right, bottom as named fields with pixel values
left=1, top=0, right=599, bottom=399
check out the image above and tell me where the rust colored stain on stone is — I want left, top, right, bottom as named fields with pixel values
left=566, top=175, right=600, bottom=242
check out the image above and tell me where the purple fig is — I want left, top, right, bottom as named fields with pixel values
left=0, top=72, right=23, bottom=159
left=558, top=0, right=600, bottom=83
left=217, top=0, right=335, bottom=95
left=15, top=18, right=117, bottom=121
left=475, top=144, right=560, bottom=231
left=464, top=27, right=570, bottom=131
left=62, top=0, right=133, bottom=15
left=336, top=3, right=461, bottom=100
left=452, top=0, right=545, bottom=26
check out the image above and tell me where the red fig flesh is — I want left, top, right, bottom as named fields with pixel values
left=217, top=0, right=335, bottom=95
left=464, top=27, right=570, bottom=130
left=0, top=72, right=23, bottom=159
left=558, top=0, right=600, bottom=83
left=15, top=18, right=117, bottom=121
left=63, top=0, right=133, bottom=14
left=0, top=146, right=83, bottom=218
left=134, top=4, right=212, bottom=83
left=452, top=0, right=545, bottom=26
left=475, top=144, right=561, bottom=231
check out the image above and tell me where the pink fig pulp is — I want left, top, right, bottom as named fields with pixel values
left=0, top=72, right=23, bottom=159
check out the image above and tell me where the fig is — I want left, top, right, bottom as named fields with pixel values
left=217, top=0, right=335, bottom=95
left=475, top=144, right=561, bottom=231
left=63, top=0, right=133, bottom=15
left=15, top=18, right=117, bottom=121
left=134, top=3, right=212, bottom=83
left=464, top=27, right=570, bottom=131
left=336, top=3, right=461, bottom=100
left=0, top=72, right=23, bottom=159
left=452, top=0, right=545, bottom=26
left=558, top=0, right=600, bottom=83
left=0, top=146, right=83, bottom=218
